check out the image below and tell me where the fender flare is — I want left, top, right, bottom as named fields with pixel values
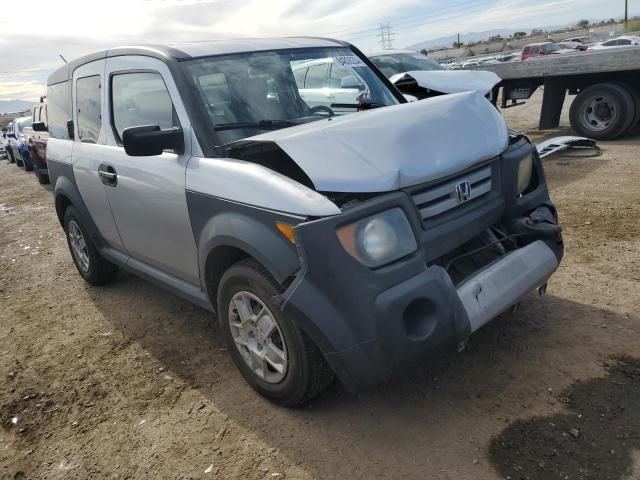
left=53, top=174, right=105, bottom=249
left=196, top=211, right=301, bottom=295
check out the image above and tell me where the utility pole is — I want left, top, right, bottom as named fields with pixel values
left=457, top=33, right=460, bottom=48
left=624, top=0, right=628, bottom=29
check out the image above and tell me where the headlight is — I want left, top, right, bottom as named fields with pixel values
left=337, top=208, right=417, bottom=267
left=517, top=152, right=534, bottom=195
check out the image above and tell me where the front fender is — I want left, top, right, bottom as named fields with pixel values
left=186, top=191, right=302, bottom=288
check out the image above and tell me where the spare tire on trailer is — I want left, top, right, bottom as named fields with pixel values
left=569, top=83, right=635, bottom=140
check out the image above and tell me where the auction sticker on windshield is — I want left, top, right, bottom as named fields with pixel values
left=334, top=56, right=367, bottom=68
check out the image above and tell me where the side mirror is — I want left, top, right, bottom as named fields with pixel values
left=122, top=125, right=184, bottom=157
left=340, top=75, right=365, bottom=91
left=32, top=121, right=47, bottom=132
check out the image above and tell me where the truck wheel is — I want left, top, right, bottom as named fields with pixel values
left=218, top=259, right=334, bottom=406
left=569, top=83, right=635, bottom=140
left=15, top=152, right=24, bottom=168
left=7, top=149, right=15, bottom=163
left=63, top=206, right=118, bottom=285
left=618, top=82, right=640, bottom=129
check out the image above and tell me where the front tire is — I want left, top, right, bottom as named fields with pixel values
left=217, top=259, right=334, bottom=406
left=63, top=206, right=118, bottom=285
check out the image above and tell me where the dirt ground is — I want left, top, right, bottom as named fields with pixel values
left=1, top=91, right=639, bottom=480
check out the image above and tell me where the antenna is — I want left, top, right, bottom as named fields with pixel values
left=59, top=54, right=68, bottom=64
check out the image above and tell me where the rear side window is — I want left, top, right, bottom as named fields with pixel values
left=304, top=64, right=329, bottom=88
left=111, top=72, right=178, bottom=142
left=47, top=81, right=72, bottom=139
left=76, top=75, right=102, bottom=144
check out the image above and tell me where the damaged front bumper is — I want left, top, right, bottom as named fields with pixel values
left=281, top=142, right=563, bottom=392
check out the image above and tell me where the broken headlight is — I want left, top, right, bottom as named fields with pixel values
left=517, top=152, right=534, bottom=195
left=337, top=208, right=417, bottom=268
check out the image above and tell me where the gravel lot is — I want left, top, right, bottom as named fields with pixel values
left=1, top=91, right=639, bottom=480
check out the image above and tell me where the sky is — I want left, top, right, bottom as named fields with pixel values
left=0, top=0, right=633, bottom=101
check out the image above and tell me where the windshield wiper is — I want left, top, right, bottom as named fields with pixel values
left=330, top=102, right=387, bottom=110
left=214, top=119, right=299, bottom=132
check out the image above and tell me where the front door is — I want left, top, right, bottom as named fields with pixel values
left=100, top=55, right=199, bottom=285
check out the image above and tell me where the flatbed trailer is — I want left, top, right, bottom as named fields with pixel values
left=470, top=48, right=640, bottom=140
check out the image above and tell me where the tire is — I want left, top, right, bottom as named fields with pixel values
left=15, top=151, right=24, bottom=168
left=6, top=149, right=15, bottom=164
left=33, top=157, right=50, bottom=184
left=217, top=259, right=334, bottom=406
left=63, top=206, right=118, bottom=286
left=569, top=83, right=635, bottom=140
left=22, top=151, right=33, bottom=172
left=619, top=82, right=640, bottom=129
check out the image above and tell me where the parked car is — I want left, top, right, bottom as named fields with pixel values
left=588, top=36, right=640, bottom=51
left=24, top=98, right=50, bottom=183
left=0, top=129, right=6, bottom=158
left=561, top=36, right=596, bottom=46
left=557, top=41, right=588, bottom=51
left=7, top=116, right=34, bottom=170
left=368, top=50, right=501, bottom=100
left=47, top=38, right=563, bottom=406
left=521, top=42, right=576, bottom=60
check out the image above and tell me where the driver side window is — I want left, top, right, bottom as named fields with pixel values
left=111, top=72, right=179, bottom=143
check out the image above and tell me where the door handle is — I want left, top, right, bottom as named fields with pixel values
left=98, top=164, right=117, bottom=187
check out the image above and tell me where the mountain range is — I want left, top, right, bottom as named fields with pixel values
left=406, top=28, right=521, bottom=50
left=0, top=100, right=36, bottom=115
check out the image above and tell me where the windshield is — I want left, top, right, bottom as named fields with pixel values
left=369, top=53, right=445, bottom=78
left=184, top=47, right=400, bottom=145
left=543, top=43, right=561, bottom=53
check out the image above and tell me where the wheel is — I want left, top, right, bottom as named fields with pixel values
left=217, top=259, right=334, bottom=406
left=6, top=149, right=15, bottom=163
left=15, top=151, right=24, bottom=167
left=32, top=157, right=50, bottom=184
left=618, top=82, right=640, bottom=129
left=569, top=83, right=635, bottom=140
left=22, top=150, right=33, bottom=172
left=63, top=206, right=118, bottom=285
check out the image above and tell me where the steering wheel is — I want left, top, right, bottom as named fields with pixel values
left=310, top=105, right=335, bottom=117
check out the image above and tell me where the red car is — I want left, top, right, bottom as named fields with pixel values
left=521, top=42, right=570, bottom=61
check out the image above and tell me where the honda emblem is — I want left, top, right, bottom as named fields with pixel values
left=455, top=181, right=472, bottom=204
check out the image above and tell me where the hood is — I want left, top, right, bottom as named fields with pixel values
left=389, top=70, right=501, bottom=95
left=246, top=91, right=508, bottom=193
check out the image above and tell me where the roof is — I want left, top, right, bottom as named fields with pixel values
left=523, top=42, right=554, bottom=47
left=48, top=37, right=346, bottom=85
left=368, top=49, right=417, bottom=57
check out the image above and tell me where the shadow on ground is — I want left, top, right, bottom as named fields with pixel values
left=86, top=269, right=640, bottom=478
left=490, top=356, right=640, bottom=480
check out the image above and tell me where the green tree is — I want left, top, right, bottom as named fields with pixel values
left=513, top=31, right=527, bottom=38
left=452, top=41, right=464, bottom=48
left=577, top=19, right=590, bottom=29
left=419, top=48, right=429, bottom=56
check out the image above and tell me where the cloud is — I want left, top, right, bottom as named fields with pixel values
left=0, top=0, right=631, bottom=100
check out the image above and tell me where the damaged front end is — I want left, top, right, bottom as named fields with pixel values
left=277, top=132, right=563, bottom=391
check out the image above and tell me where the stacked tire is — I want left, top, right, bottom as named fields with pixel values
left=570, top=82, right=640, bottom=140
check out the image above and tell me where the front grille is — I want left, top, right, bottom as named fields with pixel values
left=411, top=164, right=492, bottom=221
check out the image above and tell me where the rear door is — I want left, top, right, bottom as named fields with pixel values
left=72, top=59, right=125, bottom=250
left=101, top=55, right=199, bottom=284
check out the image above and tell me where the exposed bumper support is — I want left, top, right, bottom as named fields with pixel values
left=458, top=240, right=559, bottom=333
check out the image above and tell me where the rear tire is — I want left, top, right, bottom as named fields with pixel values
left=217, top=259, right=334, bottom=406
left=569, top=83, right=635, bottom=140
left=33, top=157, right=50, bottom=184
left=6, top=149, right=15, bottom=164
left=22, top=151, right=33, bottom=172
left=63, top=206, right=118, bottom=286
left=619, top=82, right=640, bottom=129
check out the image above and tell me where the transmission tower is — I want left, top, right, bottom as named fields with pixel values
left=377, top=23, right=395, bottom=49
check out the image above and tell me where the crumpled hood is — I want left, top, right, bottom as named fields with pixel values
left=247, top=91, right=509, bottom=192
left=389, top=70, right=502, bottom=95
